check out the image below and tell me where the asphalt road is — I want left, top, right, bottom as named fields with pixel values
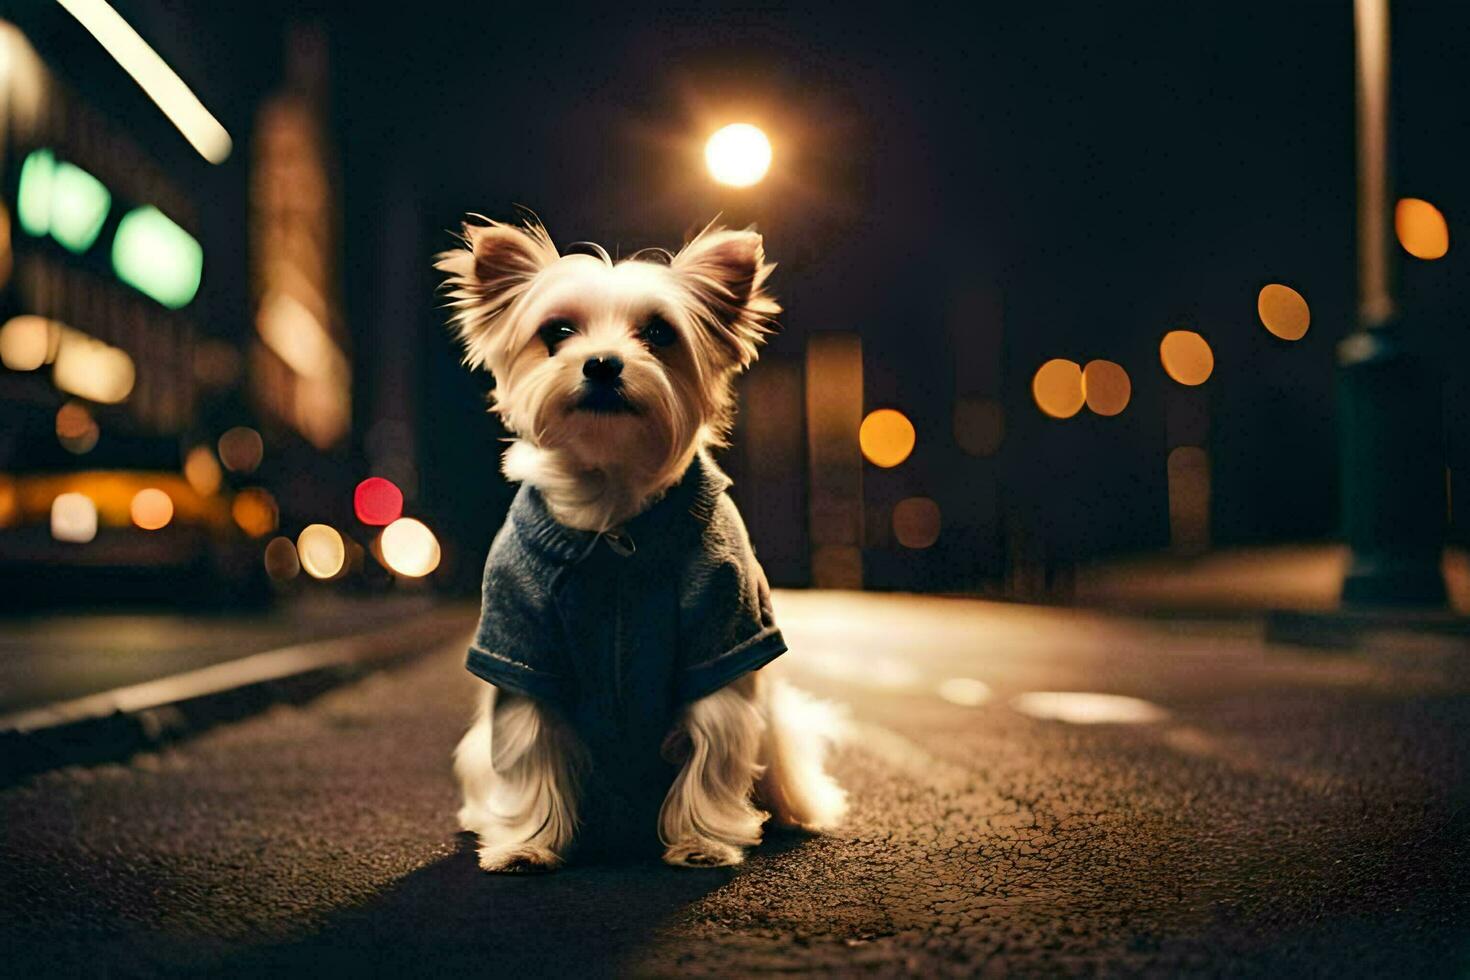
left=1, top=592, right=1467, bottom=977
left=0, top=594, right=437, bottom=714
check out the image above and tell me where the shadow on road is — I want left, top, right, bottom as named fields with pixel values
left=221, top=831, right=778, bottom=976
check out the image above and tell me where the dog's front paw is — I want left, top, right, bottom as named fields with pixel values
left=663, top=839, right=745, bottom=868
left=478, top=844, right=564, bottom=874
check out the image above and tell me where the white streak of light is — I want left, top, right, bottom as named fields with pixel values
left=55, top=0, right=232, bottom=163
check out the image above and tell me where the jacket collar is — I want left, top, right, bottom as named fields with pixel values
left=509, top=450, right=730, bottom=565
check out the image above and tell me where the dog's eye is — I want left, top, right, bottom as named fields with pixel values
left=640, top=316, right=677, bottom=349
left=538, top=318, right=577, bottom=351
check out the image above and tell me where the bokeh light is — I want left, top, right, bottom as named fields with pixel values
left=218, top=426, right=263, bottom=473
left=705, top=123, right=772, bottom=187
left=50, top=492, right=97, bottom=543
left=48, top=159, right=111, bottom=254
left=129, top=487, right=173, bottom=530
left=354, top=477, right=404, bottom=526
left=953, top=397, right=1004, bottom=457
left=1394, top=197, right=1449, bottom=260
left=1010, top=692, right=1169, bottom=725
left=231, top=487, right=278, bottom=538
left=0, top=199, right=12, bottom=291
left=1032, top=358, right=1085, bottom=418
left=298, top=523, right=346, bottom=579
left=1168, top=446, right=1211, bottom=554
left=1082, top=360, right=1131, bottom=416
left=0, top=476, right=18, bottom=528
left=111, top=205, right=203, bottom=308
left=184, top=445, right=222, bottom=495
left=16, top=148, right=55, bottom=237
left=892, top=496, right=941, bottom=549
left=1257, top=284, right=1310, bottom=341
left=52, top=332, right=136, bottom=404
left=380, top=517, right=441, bottom=578
left=0, top=314, right=57, bottom=371
left=263, top=536, right=300, bottom=581
left=859, top=409, right=916, bottom=468
left=937, top=677, right=991, bottom=707
left=1159, top=331, right=1214, bottom=386
left=56, top=401, right=99, bottom=454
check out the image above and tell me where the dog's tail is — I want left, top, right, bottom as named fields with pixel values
left=756, top=679, right=849, bottom=831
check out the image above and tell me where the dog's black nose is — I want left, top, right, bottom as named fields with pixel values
left=583, top=356, right=623, bottom=383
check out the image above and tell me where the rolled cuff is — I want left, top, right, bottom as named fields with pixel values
left=466, top=646, right=570, bottom=704
left=676, top=626, right=787, bottom=703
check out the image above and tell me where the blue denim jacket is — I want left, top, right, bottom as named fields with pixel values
left=467, top=452, right=786, bottom=851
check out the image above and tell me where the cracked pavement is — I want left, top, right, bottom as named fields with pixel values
left=1, top=592, right=1467, bottom=976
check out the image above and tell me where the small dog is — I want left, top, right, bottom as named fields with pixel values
left=438, top=215, right=847, bottom=871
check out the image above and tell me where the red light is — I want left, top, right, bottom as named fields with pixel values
left=354, top=477, right=403, bottom=526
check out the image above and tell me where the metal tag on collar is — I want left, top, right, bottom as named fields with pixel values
left=602, top=528, right=636, bottom=557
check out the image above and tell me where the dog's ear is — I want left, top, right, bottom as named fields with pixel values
left=436, top=218, right=559, bottom=369
left=671, top=225, right=781, bottom=369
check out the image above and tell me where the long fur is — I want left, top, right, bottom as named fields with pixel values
left=454, top=687, right=584, bottom=871
left=442, top=214, right=844, bottom=870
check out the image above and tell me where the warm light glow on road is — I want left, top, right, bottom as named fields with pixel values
left=705, top=123, right=772, bottom=187
left=1010, top=692, right=1169, bottom=725
left=56, top=0, right=233, bottom=163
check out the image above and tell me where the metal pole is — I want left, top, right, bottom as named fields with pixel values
left=1337, top=0, right=1448, bottom=607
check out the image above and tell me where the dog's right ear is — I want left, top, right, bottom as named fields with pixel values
left=436, top=218, right=559, bottom=369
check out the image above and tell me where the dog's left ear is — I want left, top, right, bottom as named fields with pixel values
left=437, top=218, right=559, bottom=370
left=672, top=226, right=781, bottom=368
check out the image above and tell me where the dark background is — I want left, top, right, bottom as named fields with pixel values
left=6, top=0, right=1469, bottom=596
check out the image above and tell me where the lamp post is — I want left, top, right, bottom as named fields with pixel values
left=1337, top=0, right=1447, bottom=606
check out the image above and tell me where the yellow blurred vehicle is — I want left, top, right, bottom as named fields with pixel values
left=0, top=437, right=271, bottom=606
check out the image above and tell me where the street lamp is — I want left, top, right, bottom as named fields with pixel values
left=704, top=123, right=772, bottom=187
left=1337, top=0, right=1447, bottom=606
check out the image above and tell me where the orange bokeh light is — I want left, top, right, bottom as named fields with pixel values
left=1082, top=360, right=1131, bottom=416
left=231, top=487, right=278, bottom=538
left=1159, top=331, right=1214, bottom=386
left=1257, top=284, right=1310, bottom=341
left=1395, top=198, right=1449, bottom=260
left=130, top=488, right=174, bottom=530
left=892, top=497, right=942, bottom=549
left=1032, top=359, right=1084, bottom=418
left=859, top=409, right=916, bottom=468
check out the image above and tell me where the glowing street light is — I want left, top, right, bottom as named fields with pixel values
left=705, top=123, right=772, bottom=187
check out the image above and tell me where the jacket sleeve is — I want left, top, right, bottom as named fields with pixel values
left=467, top=525, right=573, bottom=705
left=675, top=496, right=787, bottom=703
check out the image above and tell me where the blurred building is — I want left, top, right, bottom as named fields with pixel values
left=0, top=8, right=363, bottom=602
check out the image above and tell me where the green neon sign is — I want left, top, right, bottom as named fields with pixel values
left=17, top=149, right=113, bottom=254
left=50, top=162, right=112, bottom=253
left=111, top=206, right=202, bottom=309
left=17, top=149, right=55, bottom=237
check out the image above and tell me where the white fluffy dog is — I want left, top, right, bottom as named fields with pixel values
left=438, top=216, right=846, bottom=872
